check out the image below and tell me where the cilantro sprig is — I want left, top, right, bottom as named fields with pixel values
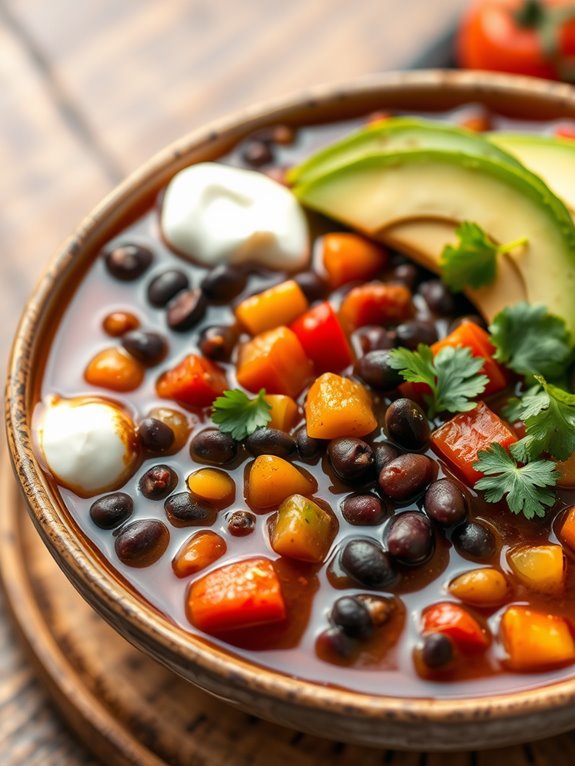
left=212, top=388, right=272, bottom=440
left=387, top=343, right=488, bottom=419
left=474, top=444, right=559, bottom=520
left=440, top=221, right=527, bottom=292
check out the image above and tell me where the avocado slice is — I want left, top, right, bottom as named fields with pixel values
left=489, top=132, right=575, bottom=212
left=293, top=150, right=575, bottom=333
left=287, top=118, right=521, bottom=186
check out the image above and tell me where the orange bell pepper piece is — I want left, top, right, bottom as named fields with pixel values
left=501, top=606, right=575, bottom=671
left=263, top=394, right=299, bottom=431
left=172, top=530, right=227, bottom=578
left=305, top=372, right=377, bottom=439
left=321, top=233, right=388, bottom=288
left=237, top=326, right=312, bottom=398
left=235, top=280, right=308, bottom=335
left=559, top=506, right=575, bottom=553
left=246, top=455, right=317, bottom=509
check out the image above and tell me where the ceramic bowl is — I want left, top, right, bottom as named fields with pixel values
left=7, top=70, right=575, bottom=751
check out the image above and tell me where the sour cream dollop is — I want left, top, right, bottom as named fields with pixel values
left=37, top=396, right=140, bottom=498
left=161, top=162, right=309, bottom=270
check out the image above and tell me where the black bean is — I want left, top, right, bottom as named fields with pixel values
left=378, top=453, right=435, bottom=502
left=190, top=429, right=237, bottom=465
left=354, top=350, right=403, bottom=391
left=384, top=398, right=430, bottom=450
left=241, top=140, right=274, bottom=166
left=356, top=594, right=396, bottom=627
left=138, top=418, right=175, bottom=453
left=200, top=264, right=247, bottom=302
left=419, top=279, right=455, bottom=315
left=386, top=512, right=434, bottom=566
left=330, top=596, right=373, bottom=639
left=245, top=428, right=296, bottom=458
left=452, top=521, right=496, bottom=561
left=122, top=330, right=168, bottom=366
left=341, top=493, right=386, bottom=526
left=395, top=320, right=438, bottom=350
left=138, top=465, right=178, bottom=500
left=356, top=326, right=396, bottom=353
left=373, top=443, right=400, bottom=473
left=115, top=519, right=169, bottom=567
left=226, top=510, right=256, bottom=537
left=164, top=492, right=216, bottom=527
left=295, top=426, right=324, bottom=460
left=421, top=632, right=454, bottom=668
left=316, top=627, right=357, bottom=660
left=449, top=314, right=487, bottom=332
left=90, top=492, right=133, bottom=529
left=198, top=325, right=238, bottom=361
left=293, top=271, right=328, bottom=302
left=167, top=288, right=207, bottom=331
left=328, top=438, right=374, bottom=482
left=390, top=263, right=418, bottom=290
left=147, top=269, right=189, bottom=307
left=424, top=479, right=467, bottom=526
left=104, top=244, right=153, bottom=281
left=340, top=539, right=396, bottom=588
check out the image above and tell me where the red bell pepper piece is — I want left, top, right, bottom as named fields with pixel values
left=290, top=301, right=354, bottom=373
left=156, top=353, right=228, bottom=407
left=422, top=602, right=490, bottom=652
left=431, top=401, right=517, bottom=485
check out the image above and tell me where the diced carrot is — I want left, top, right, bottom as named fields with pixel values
left=156, top=354, right=228, bottom=407
left=431, top=401, right=517, bottom=485
left=270, top=494, right=336, bottom=563
left=236, top=326, right=312, bottom=398
left=321, top=233, right=388, bottom=289
left=339, top=282, right=413, bottom=331
left=501, top=606, right=575, bottom=671
left=263, top=394, right=299, bottom=431
left=85, top=347, right=145, bottom=392
left=508, top=545, right=565, bottom=595
left=187, top=468, right=235, bottom=508
left=422, top=602, right=490, bottom=652
left=305, top=372, right=377, bottom=439
left=432, top=321, right=507, bottom=396
left=172, top=530, right=227, bottom=578
left=187, top=557, right=287, bottom=633
left=290, top=301, right=353, bottom=373
left=235, top=280, right=309, bottom=335
left=246, top=455, right=317, bottom=509
left=559, top=506, right=575, bottom=553
left=448, top=568, right=510, bottom=608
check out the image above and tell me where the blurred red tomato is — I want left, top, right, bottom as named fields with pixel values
left=457, top=0, right=575, bottom=80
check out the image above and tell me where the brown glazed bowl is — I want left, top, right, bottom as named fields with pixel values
left=7, top=70, right=575, bottom=751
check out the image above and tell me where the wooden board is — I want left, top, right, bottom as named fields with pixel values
left=3, top=452, right=575, bottom=766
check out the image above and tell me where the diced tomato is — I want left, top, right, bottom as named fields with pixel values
left=431, top=401, right=517, bottom=485
left=422, top=602, right=490, bottom=652
left=187, top=557, right=286, bottom=634
left=290, top=301, right=353, bottom=373
left=156, top=354, right=227, bottom=407
left=339, top=282, right=413, bottom=331
left=432, top=320, right=507, bottom=396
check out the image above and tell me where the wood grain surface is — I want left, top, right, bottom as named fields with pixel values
left=0, top=0, right=501, bottom=763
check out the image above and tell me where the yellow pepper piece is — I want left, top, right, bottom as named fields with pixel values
left=305, top=372, right=377, bottom=439
left=236, top=280, right=308, bottom=335
left=264, top=394, right=299, bottom=431
left=187, top=468, right=236, bottom=508
left=508, top=544, right=565, bottom=595
left=246, top=455, right=317, bottom=509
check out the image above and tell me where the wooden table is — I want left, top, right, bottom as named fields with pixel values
left=0, top=0, right=495, bottom=762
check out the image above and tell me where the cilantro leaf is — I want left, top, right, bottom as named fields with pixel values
left=440, top=221, right=527, bottom=292
left=510, top=375, right=575, bottom=462
left=388, top=343, right=488, bottom=419
left=489, top=302, right=573, bottom=379
left=474, top=443, right=558, bottom=520
left=211, top=388, right=272, bottom=441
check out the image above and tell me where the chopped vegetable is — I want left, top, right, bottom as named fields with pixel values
left=236, top=326, right=313, bottom=398
left=489, top=302, right=573, bottom=379
left=558, top=506, right=575, bottom=552
left=501, top=606, right=575, bottom=672
left=388, top=343, right=488, bottom=419
left=431, top=401, right=517, bottom=485
left=421, top=602, right=490, bottom=652
left=212, top=388, right=271, bottom=441
left=187, top=557, right=286, bottom=633
left=339, top=282, right=413, bottom=331
left=247, top=455, right=317, bottom=509
left=270, top=494, right=336, bottom=563
left=85, top=347, right=145, bottom=392
left=321, top=232, right=388, bottom=288
left=186, top=468, right=236, bottom=507
left=557, top=452, right=575, bottom=489
left=172, top=530, right=227, bottom=578
left=440, top=220, right=526, bottom=292
left=290, top=301, right=354, bottom=373
left=156, top=353, right=228, bottom=407
left=448, top=568, right=510, bottom=607
left=508, top=544, right=565, bottom=594
left=263, top=394, right=299, bottom=432
left=305, top=372, right=377, bottom=439
left=235, top=280, right=309, bottom=335
left=474, top=443, right=558, bottom=520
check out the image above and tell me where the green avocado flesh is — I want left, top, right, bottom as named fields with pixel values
left=287, top=118, right=522, bottom=186
left=293, top=150, right=575, bottom=334
left=489, top=132, right=575, bottom=212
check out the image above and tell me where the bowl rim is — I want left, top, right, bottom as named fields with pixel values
left=8, top=68, right=575, bottom=725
